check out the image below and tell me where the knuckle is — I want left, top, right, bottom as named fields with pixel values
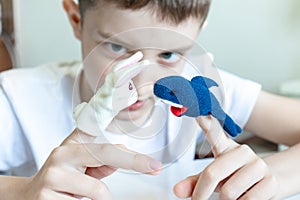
left=115, top=144, right=127, bottom=149
left=270, top=174, right=278, bottom=185
left=202, top=166, right=217, bottom=182
left=99, top=143, right=113, bottom=153
left=239, top=144, right=252, bottom=154
left=268, top=175, right=280, bottom=191
left=219, top=186, right=236, bottom=200
left=254, top=158, right=268, bottom=173
left=132, top=153, right=143, bottom=169
left=96, top=143, right=116, bottom=164
left=42, top=167, right=60, bottom=186
left=133, top=152, right=143, bottom=162
left=131, top=153, right=152, bottom=173
left=49, top=146, right=67, bottom=163
left=36, top=189, right=49, bottom=200
left=239, top=144, right=256, bottom=159
left=90, top=181, right=109, bottom=198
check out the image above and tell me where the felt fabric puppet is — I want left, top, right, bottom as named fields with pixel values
left=153, top=76, right=242, bottom=137
left=73, top=52, right=148, bottom=136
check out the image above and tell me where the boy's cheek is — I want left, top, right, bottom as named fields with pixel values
left=82, top=62, right=110, bottom=91
left=82, top=53, right=117, bottom=89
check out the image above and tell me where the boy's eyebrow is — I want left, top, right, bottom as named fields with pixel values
left=171, top=45, right=194, bottom=53
left=96, top=30, right=194, bottom=53
left=96, top=30, right=134, bottom=48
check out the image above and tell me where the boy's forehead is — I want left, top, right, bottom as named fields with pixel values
left=84, top=3, right=201, bottom=51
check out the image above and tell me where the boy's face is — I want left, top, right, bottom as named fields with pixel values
left=65, top=0, right=202, bottom=129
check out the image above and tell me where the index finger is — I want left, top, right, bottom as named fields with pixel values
left=115, top=59, right=150, bottom=87
left=113, top=51, right=144, bottom=72
left=85, top=143, right=162, bottom=175
left=196, top=116, right=238, bottom=157
left=113, top=51, right=149, bottom=87
left=61, top=129, right=162, bottom=175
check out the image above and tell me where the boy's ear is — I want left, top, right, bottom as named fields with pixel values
left=62, top=0, right=82, bottom=40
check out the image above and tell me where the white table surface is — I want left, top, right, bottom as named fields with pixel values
left=103, top=158, right=300, bottom=200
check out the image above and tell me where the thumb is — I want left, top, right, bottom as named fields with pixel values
left=196, top=116, right=239, bottom=157
left=173, top=174, right=200, bottom=198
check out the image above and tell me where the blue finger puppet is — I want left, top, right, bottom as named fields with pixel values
left=153, top=76, right=242, bottom=137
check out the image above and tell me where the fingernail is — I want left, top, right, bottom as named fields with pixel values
left=149, top=159, right=162, bottom=170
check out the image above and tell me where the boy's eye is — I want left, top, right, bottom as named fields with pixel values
left=159, top=52, right=181, bottom=64
left=107, top=43, right=127, bottom=54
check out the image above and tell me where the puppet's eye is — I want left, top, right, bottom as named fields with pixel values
left=129, top=82, right=133, bottom=90
left=170, top=90, right=175, bottom=95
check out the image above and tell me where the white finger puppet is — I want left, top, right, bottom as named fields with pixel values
left=73, top=51, right=149, bottom=136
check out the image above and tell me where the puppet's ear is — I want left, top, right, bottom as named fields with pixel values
left=191, top=76, right=218, bottom=88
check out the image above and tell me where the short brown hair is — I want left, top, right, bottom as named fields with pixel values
left=79, top=0, right=211, bottom=25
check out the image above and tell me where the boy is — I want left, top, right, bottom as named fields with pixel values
left=1, top=0, right=300, bottom=199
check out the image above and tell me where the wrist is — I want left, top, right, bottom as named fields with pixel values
left=0, top=175, right=31, bottom=199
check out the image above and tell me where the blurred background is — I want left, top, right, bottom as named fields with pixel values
left=199, top=0, right=300, bottom=93
left=1, top=0, right=299, bottom=93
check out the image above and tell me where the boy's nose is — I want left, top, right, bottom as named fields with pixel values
left=129, top=49, right=181, bottom=88
left=137, top=50, right=156, bottom=63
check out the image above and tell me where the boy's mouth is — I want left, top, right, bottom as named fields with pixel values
left=159, top=99, right=188, bottom=117
left=126, top=100, right=145, bottom=111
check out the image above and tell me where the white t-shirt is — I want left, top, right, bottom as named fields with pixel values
left=0, top=61, right=261, bottom=176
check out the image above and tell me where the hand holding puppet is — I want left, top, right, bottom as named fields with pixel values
left=73, top=52, right=149, bottom=136
left=153, top=76, right=242, bottom=137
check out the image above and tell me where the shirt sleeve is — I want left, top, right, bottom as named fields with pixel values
left=218, top=69, right=262, bottom=128
left=0, top=86, right=31, bottom=171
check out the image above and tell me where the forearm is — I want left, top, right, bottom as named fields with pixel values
left=263, top=142, right=300, bottom=198
left=0, top=175, right=30, bottom=199
left=245, top=91, right=300, bottom=146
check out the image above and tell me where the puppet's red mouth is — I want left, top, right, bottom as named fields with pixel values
left=159, top=99, right=188, bottom=117
left=170, top=106, right=188, bottom=116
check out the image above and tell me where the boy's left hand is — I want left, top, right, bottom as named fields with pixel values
left=74, top=51, right=149, bottom=135
left=174, top=116, right=279, bottom=199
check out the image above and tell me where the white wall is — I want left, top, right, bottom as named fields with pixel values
left=13, top=0, right=300, bottom=92
left=13, top=0, right=81, bottom=68
left=198, top=0, right=300, bottom=92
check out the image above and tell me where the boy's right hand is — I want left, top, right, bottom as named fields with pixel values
left=21, top=128, right=161, bottom=200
